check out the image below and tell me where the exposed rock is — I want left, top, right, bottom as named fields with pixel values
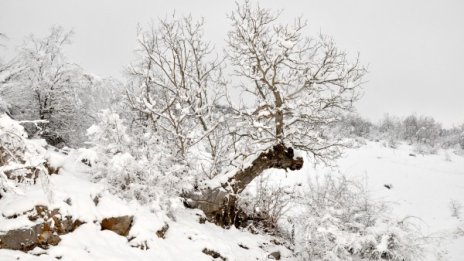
left=0, top=205, right=83, bottom=251
left=44, top=161, right=60, bottom=175
left=101, top=216, right=133, bottom=237
left=92, top=194, right=101, bottom=206
left=0, top=223, right=51, bottom=251
left=4, top=166, right=41, bottom=184
left=202, top=248, right=227, bottom=260
left=3, top=158, right=61, bottom=185
left=64, top=198, right=72, bottom=206
left=81, top=158, right=92, bottom=167
left=238, top=243, right=249, bottom=249
left=198, top=216, right=207, bottom=224
left=268, top=251, right=281, bottom=260
left=156, top=223, right=169, bottom=239
left=40, top=131, right=66, bottom=148
left=18, top=122, right=40, bottom=139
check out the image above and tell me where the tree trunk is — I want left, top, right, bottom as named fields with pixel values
left=273, top=90, right=284, bottom=144
left=184, top=144, right=303, bottom=227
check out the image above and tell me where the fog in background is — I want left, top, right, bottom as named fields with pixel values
left=1, top=0, right=463, bottom=127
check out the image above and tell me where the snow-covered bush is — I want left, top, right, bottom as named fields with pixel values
left=238, top=175, right=292, bottom=233
left=291, top=174, right=425, bottom=261
left=239, top=169, right=425, bottom=260
left=84, top=110, right=194, bottom=203
left=401, top=115, right=441, bottom=146
left=0, top=114, right=27, bottom=165
left=85, top=110, right=149, bottom=202
left=0, top=114, right=49, bottom=196
left=341, top=114, right=372, bottom=138
left=377, top=115, right=402, bottom=146
left=374, top=114, right=464, bottom=153
left=86, top=110, right=132, bottom=155
left=412, top=142, right=438, bottom=155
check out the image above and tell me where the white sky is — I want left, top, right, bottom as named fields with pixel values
left=1, top=0, right=463, bottom=127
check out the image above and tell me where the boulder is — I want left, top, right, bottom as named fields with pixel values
left=268, top=251, right=281, bottom=260
left=0, top=205, right=83, bottom=251
left=101, top=216, right=133, bottom=237
left=156, top=223, right=169, bottom=239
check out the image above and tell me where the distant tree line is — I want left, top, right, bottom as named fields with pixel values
left=339, top=113, right=464, bottom=152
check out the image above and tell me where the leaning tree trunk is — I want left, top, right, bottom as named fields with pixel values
left=184, top=144, right=303, bottom=227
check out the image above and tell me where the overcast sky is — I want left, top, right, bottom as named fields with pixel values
left=1, top=0, right=463, bottom=127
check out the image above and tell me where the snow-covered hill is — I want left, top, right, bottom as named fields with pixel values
left=1, top=138, right=463, bottom=260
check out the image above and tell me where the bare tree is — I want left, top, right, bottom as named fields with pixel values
left=126, top=16, right=228, bottom=178
left=227, top=0, right=366, bottom=163
left=185, top=1, right=366, bottom=227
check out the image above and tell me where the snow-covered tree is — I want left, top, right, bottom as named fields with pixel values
left=227, top=1, right=366, bottom=163
left=72, top=74, right=125, bottom=144
left=1, top=27, right=124, bottom=146
left=127, top=16, right=229, bottom=179
left=401, top=115, right=442, bottom=146
left=0, top=33, right=24, bottom=115
left=3, top=27, right=82, bottom=145
left=185, top=2, right=365, bottom=227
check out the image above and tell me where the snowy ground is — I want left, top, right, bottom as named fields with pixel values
left=0, top=149, right=292, bottom=261
left=1, top=140, right=463, bottom=260
left=336, top=142, right=464, bottom=260
left=256, top=141, right=464, bottom=261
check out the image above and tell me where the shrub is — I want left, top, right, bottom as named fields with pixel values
left=291, top=174, right=425, bottom=261
left=342, top=115, right=372, bottom=138
left=0, top=114, right=50, bottom=197
left=402, top=115, right=441, bottom=146
left=84, top=110, right=193, bottom=203
left=238, top=174, right=292, bottom=234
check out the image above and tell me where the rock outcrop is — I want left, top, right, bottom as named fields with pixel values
left=0, top=205, right=83, bottom=251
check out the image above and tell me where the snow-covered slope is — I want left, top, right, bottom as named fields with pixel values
left=336, top=142, right=464, bottom=261
left=0, top=148, right=292, bottom=261
left=253, top=141, right=464, bottom=261
left=1, top=140, right=463, bottom=260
